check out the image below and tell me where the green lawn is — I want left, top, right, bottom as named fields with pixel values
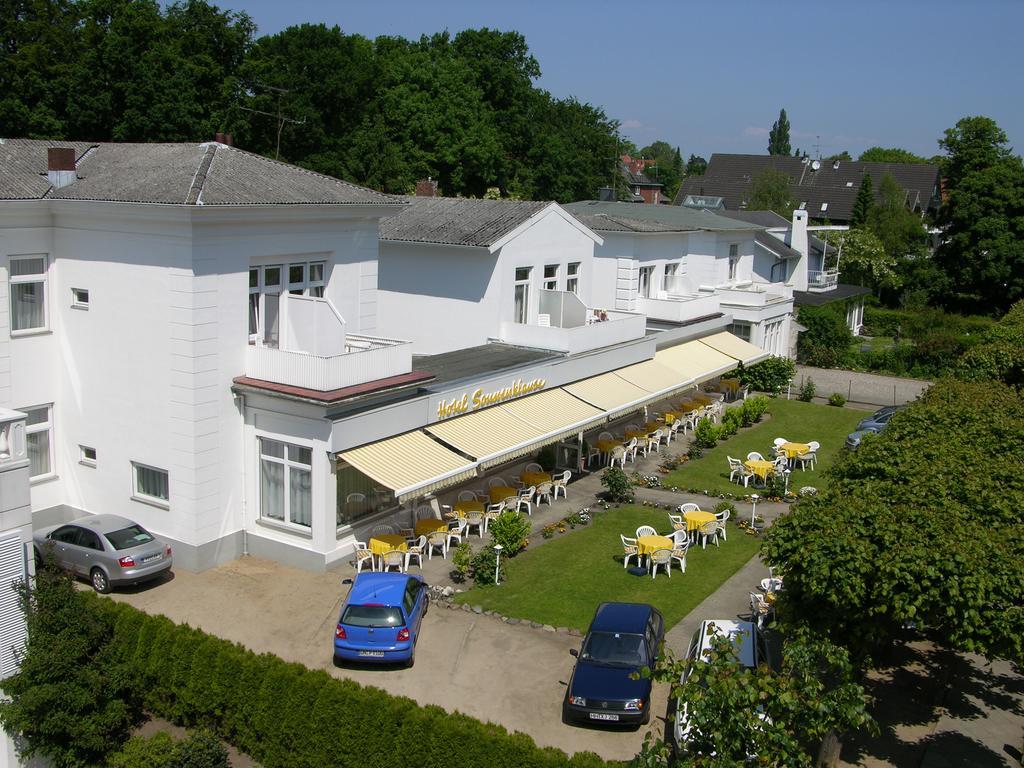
left=453, top=506, right=762, bottom=631
left=662, top=399, right=865, bottom=496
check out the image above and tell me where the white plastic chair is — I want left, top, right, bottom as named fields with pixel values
left=426, top=531, right=448, bottom=560
left=644, top=429, right=663, bottom=456
left=608, top=445, right=627, bottom=468
left=621, top=534, right=639, bottom=570
left=751, top=592, right=773, bottom=629
left=416, top=505, right=436, bottom=521
left=625, top=437, right=639, bottom=463
left=464, top=511, right=485, bottom=538
left=487, top=476, right=508, bottom=490
left=668, top=513, right=684, bottom=531
left=746, top=451, right=765, bottom=462
left=380, top=549, right=405, bottom=573
left=773, top=438, right=787, bottom=448
left=636, top=525, right=657, bottom=539
left=525, top=462, right=543, bottom=473
left=447, top=518, right=467, bottom=549
left=552, top=470, right=571, bottom=499
left=404, top=535, right=426, bottom=570
left=598, top=431, right=613, bottom=441
left=698, top=521, right=723, bottom=549
left=585, top=441, right=602, bottom=467
left=715, top=509, right=730, bottom=542
left=457, top=490, right=478, bottom=502
left=535, top=481, right=554, bottom=506
left=727, top=456, right=746, bottom=485
left=516, top=486, right=535, bottom=516
left=353, top=540, right=374, bottom=573
left=797, top=441, right=819, bottom=470
left=671, top=530, right=689, bottom=573
left=665, top=419, right=682, bottom=445
left=650, top=549, right=672, bottom=579
left=371, top=524, right=396, bottom=536
left=679, top=502, right=700, bottom=513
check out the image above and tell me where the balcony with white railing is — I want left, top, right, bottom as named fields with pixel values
left=498, top=289, right=647, bottom=354
left=638, top=284, right=723, bottom=324
left=245, top=294, right=412, bottom=392
left=716, top=280, right=794, bottom=308
left=806, top=269, right=840, bottom=292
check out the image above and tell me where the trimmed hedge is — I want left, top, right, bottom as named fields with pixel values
left=96, top=598, right=608, bottom=768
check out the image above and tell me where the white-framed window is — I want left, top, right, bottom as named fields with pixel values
left=729, top=321, right=752, bottom=342
left=763, top=320, right=783, bottom=356
left=249, top=260, right=324, bottom=346
left=663, top=262, right=684, bottom=295
left=259, top=438, right=311, bottom=529
left=543, top=264, right=559, bottom=291
left=566, top=262, right=581, bottom=295
left=132, top=462, right=169, bottom=506
left=23, top=405, right=53, bottom=479
left=79, top=445, right=97, bottom=467
left=71, top=288, right=89, bottom=309
left=10, top=256, right=48, bottom=333
left=637, top=266, right=655, bottom=298
left=728, top=244, right=740, bottom=282
left=513, top=267, right=531, bottom=324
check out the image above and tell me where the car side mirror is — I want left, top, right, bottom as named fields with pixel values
left=569, top=648, right=579, bottom=657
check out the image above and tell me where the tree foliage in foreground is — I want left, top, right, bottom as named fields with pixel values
left=835, top=228, right=901, bottom=291
left=645, top=629, right=872, bottom=767
left=0, top=554, right=140, bottom=767
left=955, top=299, right=1024, bottom=387
left=762, top=378, right=1024, bottom=665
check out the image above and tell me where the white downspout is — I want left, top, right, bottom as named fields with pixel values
left=234, top=392, right=249, bottom=557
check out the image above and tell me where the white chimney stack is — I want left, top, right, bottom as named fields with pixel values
left=788, top=209, right=809, bottom=291
left=47, top=147, right=77, bottom=189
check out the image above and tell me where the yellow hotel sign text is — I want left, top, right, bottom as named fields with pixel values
left=437, top=378, right=547, bottom=420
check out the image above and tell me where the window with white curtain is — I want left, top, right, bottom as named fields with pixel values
left=132, top=462, right=169, bottom=505
left=260, top=438, right=312, bottom=529
left=513, top=267, right=531, bottom=324
left=637, top=266, right=654, bottom=298
left=728, top=244, right=739, bottom=282
left=10, top=256, right=48, bottom=333
left=23, top=405, right=53, bottom=479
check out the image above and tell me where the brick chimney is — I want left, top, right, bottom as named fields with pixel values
left=415, top=178, right=438, bottom=197
left=214, top=132, right=233, bottom=146
left=47, top=147, right=77, bottom=189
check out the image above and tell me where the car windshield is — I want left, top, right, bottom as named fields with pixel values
left=580, top=631, right=647, bottom=666
left=341, top=605, right=404, bottom=628
left=104, top=525, right=155, bottom=551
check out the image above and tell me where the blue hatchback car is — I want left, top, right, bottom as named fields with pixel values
left=333, top=572, right=429, bottom=667
left=563, top=602, right=665, bottom=726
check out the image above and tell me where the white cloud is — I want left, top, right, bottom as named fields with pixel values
left=622, top=119, right=643, bottom=130
left=744, top=126, right=769, bottom=137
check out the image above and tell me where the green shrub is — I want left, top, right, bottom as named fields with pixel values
left=738, top=356, right=796, bottom=394
left=470, top=547, right=505, bottom=586
left=535, top=444, right=557, bottom=472
left=693, top=417, right=720, bottom=449
left=828, top=392, right=846, bottom=407
left=488, top=509, right=530, bottom=556
left=600, top=466, right=634, bottom=503
left=740, top=396, right=770, bottom=424
left=450, top=541, right=472, bottom=582
left=686, top=443, right=703, bottom=459
left=798, top=305, right=853, bottom=366
left=109, top=733, right=178, bottom=768
left=175, top=730, right=229, bottom=768
left=713, top=501, right=737, bottom=517
left=798, top=377, right=816, bottom=402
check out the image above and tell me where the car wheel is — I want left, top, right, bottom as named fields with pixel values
left=405, top=653, right=415, bottom=669
left=641, top=707, right=651, bottom=725
left=90, top=568, right=111, bottom=594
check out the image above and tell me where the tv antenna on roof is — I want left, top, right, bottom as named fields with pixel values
left=238, top=84, right=306, bottom=160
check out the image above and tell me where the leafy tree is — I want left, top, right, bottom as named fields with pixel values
left=796, top=305, right=852, bottom=367
left=849, top=174, right=874, bottom=227
left=866, top=172, right=928, bottom=261
left=823, top=150, right=852, bottom=162
left=685, top=154, right=707, bottom=176
left=955, top=299, right=1024, bottom=387
left=747, top=167, right=794, bottom=218
left=763, top=377, right=1024, bottom=665
left=835, top=228, right=901, bottom=290
left=639, top=140, right=684, bottom=200
left=0, top=553, right=142, bottom=767
left=858, top=147, right=928, bottom=164
left=767, top=108, right=791, bottom=156
left=738, top=356, right=796, bottom=394
left=934, top=116, right=1024, bottom=314
left=649, top=628, right=872, bottom=767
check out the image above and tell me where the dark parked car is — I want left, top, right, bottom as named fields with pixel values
left=563, top=602, right=664, bottom=726
left=845, top=405, right=906, bottom=449
left=333, top=572, right=428, bottom=667
left=33, top=513, right=172, bottom=593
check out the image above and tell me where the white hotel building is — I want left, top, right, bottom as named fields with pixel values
left=0, top=139, right=792, bottom=579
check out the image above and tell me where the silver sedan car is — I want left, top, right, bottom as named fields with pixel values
left=33, top=513, right=173, bottom=593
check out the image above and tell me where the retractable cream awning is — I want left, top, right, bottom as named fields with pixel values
left=426, top=388, right=605, bottom=468
left=613, top=358, right=691, bottom=395
left=656, top=340, right=738, bottom=383
left=337, top=431, right=477, bottom=503
left=562, top=372, right=651, bottom=414
left=698, top=331, right=770, bottom=366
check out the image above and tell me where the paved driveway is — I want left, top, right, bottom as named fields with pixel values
left=109, top=558, right=667, bottom=762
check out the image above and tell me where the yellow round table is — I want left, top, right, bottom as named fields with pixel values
left=452, top=499, right=485, bottom=516
left=414, top=519, right=447, bottom=537
left=745, top=459, right=775, bottom=482
left=778, top=442, right=810, bottom=460
left=683, top=510, right=716, bottom=532
left=636, top=535, right=673, bottom=556
left=623, top=430, right=646, bottom=441
left=488, top=486, right=518, bottom=504
left=520, top=471, right=551, bottom=487
left=369, top=534, right=407, bottom=557
left=643, top=421, right=663, bottom=433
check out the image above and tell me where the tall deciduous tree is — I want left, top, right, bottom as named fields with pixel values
left=858, top=146, right=929, bottom=164
left=639, top=140, right=683, bottom=200
left=768, top=108, right=791, bottom=156
left=935, top=116, right=1024, bottom=314
left=747, top=167, right=794, bottom=218
left=866, top=172, right=928, bottom=261
left=835, top=228, right=900, bottom=290
left=685, top=153, right=707, bottom=176
left=850, top=174, right=874, bottom=227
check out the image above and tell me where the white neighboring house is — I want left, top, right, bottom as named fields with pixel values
left=564, top=201, right=796, bottom=359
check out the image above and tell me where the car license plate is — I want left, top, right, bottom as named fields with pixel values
left=589, top=712, right=619, bottom=721
left=142, top=554, right=161, bottom=564
left=358, top=651, right=385, bottom=658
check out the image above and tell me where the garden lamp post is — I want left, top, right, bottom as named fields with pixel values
left=493, top=544, right=503, bottom=586
left=750, top=494, right=759, bottom=527
left=783, top=468, right=791, bottom=495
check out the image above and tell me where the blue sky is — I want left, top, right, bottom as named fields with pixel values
left=224, top=0, right=1023, bottom=161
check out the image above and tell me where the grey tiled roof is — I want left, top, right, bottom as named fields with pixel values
left=754, top=231, right=802, bottom=259
left=621, top=163, right=663, bottom=188
left=717, top=209, right=790, bottom=228
left=675, top=153, right=941, bottom=222
left=413, top=343, right=560, bottom=386
left=564, top=200, right=760, bottom=233
left=379, top=196, right=551, bottom=247
left=0, top=138, right=403, bottom=206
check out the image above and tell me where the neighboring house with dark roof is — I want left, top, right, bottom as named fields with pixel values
left=620, top=155, right=665, bottom=204
left=377, top=196, right=653, bottom=355
left=676, top=153, right=941, bottom=223
left=564, top=201, right=795, bottom=358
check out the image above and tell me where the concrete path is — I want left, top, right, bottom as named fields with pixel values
left=794, top=365, right=931, bottom=408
